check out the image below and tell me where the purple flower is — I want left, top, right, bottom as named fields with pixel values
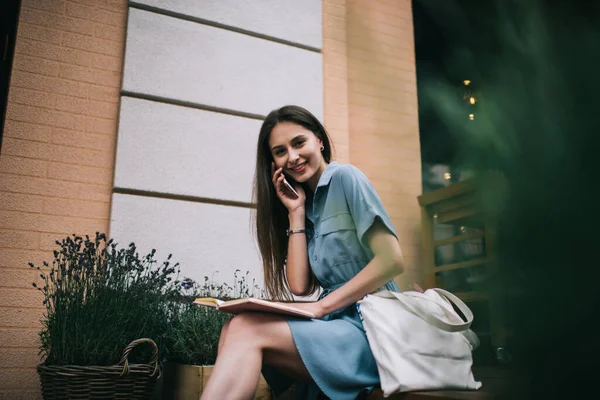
left=181, top=278, right=194, bottom=290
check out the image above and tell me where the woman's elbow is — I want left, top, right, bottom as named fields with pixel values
left=289, top=283, right=310, bottom=297
left=390, top=251, right=405, bottom=275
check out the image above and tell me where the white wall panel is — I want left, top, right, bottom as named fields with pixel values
left=114, top=97, right=261, bottom=202
left=133, top=0, right=322, bottom=49
left=122, top=8, right=323, bottom=120
left=110, top=193, right=264, bottom=290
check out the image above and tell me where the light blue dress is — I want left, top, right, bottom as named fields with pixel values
left=262, top=162, right=401, bottom=400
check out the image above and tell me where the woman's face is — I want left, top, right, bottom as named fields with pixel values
left=268, top=121, right=327, bottom=187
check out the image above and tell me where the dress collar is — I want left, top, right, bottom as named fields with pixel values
left=316, top=161, right=339, bottom=189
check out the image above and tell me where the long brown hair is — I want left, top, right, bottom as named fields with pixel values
left=252, top=105, right=333, bottom=300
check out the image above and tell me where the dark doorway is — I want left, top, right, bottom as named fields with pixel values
left=0, top=0, right=21, bottom=152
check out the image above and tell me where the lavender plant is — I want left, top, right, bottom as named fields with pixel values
left=165, top=270, right=264, bottom=365
left=31, top=233, right=181, bottom=366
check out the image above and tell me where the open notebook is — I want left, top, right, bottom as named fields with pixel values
left=193, top=297, right=315, bottom=319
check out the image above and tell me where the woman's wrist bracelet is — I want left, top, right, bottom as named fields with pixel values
left=286, top=228, right=306, bottom=236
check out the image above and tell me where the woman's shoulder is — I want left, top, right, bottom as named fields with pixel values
left=329, top=162, right=370, bottom=184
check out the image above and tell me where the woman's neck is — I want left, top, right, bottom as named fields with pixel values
left=306, top=162, right=328, bottom=192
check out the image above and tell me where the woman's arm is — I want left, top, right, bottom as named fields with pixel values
left=271, top=163, right=312, bottom=296
left=285, top=209, right=312, bottom=296
left=294, top=219, right=404, bottom=318
left=318, top=219, right=404, bottom=315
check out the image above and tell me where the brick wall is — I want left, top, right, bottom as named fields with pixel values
left=0, top=0, right=126, bottom=396
left=323, top=0, right=350, bottom=163
left=323, top=0, right=423, bottom=289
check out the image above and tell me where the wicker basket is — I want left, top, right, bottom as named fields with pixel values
left=37, top=338, right=160, bottom=400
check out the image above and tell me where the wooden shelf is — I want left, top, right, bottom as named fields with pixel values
left=420, top=179, right=508, bottom=348
left=417, top=180, right=475, bottom=207
left=433, top=231, right=484, bottom=247
left=437, top=207, right=478, bottom=225
left=435, top=257, right=490, bottom=273
left=430, top=193, right=476, bottom=214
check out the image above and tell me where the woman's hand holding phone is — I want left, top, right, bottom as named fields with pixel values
left=272, top=163, right=305, bottom=212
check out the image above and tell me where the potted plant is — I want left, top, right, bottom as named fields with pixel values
left=162, top=271, right=272, bottom=400
left=31, top=233, right=182, bottom=400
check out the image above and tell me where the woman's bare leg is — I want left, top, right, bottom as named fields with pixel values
left=217, top=318, right=231, bottom=354
left=200, top=313, right=311, bottom=400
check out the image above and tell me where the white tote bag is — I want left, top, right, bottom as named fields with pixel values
left=357, top=288, right=482, bottom=396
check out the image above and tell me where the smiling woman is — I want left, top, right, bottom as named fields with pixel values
left=199, top=105, right=406, bottom=400
left=255, top=106, right=334, bottom=300
left=268, top=121, right=328, bottom=193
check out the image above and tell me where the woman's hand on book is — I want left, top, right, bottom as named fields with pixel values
left=281, top=301, right=326, bottom=319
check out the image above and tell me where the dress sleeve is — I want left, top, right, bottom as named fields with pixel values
left=338, top=165, right=398, bottom=248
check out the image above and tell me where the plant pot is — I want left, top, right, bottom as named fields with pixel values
left=162, top=362, right=272, bottom=400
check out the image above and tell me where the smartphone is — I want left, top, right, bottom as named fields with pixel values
left=282, top=177, right=299, bottom=199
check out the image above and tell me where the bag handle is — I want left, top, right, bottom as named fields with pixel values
left=428, top=289, right=480, bottom=348
left=371, top=289, right=473, bottom=332
left=433, top=288, right=474, bottom=326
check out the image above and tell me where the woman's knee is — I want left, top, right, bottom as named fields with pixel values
left=225, top=313, right=281, bottom=347
left=227, top=313, right=263, bottom=335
